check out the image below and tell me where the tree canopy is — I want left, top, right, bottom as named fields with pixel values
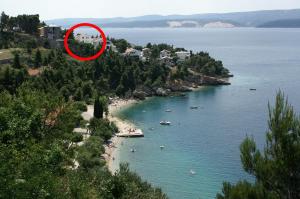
left=0, top=85, right=168, bottom=199
left=216, top=92, right=300, bottom=199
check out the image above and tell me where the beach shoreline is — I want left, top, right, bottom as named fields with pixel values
left=80, top=98, right=139, bottom=172
left=81, top=87, right=205, bottom=172
left=105, top=87, right=206, bottom=172
left=105, top=98, right=140, bottom=172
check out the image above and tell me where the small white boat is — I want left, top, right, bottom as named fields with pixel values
left=190, top=169, right=196, bottom=175
left=160, top=145, right=165, bottom=149
left=165, top=109, right=172, bottom=112
left=160, top=121, right=171, bottom=125
left=130, top=148, right=136, bottom=153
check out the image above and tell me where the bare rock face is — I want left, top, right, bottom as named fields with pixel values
left=135, top=86, right=155, bottom=97
left=156, top=88, right=169, bottom=96
left=185, top=74, right=231, bottom=85
left=132, top=73, right=231, bottom=100
left=201, top=76, right=231, bottom=85
left=167, top=83, right=192, bottom=92
left=133, top=90, right=146, bottom=100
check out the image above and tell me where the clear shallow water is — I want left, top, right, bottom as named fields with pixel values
left=99, top=28, right=300, bottom=199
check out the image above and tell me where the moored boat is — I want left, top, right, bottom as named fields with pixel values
left=160, top=121, right=171, bottom=125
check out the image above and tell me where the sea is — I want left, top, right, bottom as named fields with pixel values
left=81, top=28, right=300, bottom=199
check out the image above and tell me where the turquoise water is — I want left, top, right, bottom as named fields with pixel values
left=102, top=28, right=300, bottom=199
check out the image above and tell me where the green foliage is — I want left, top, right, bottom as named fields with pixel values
left=0, top=12, right=9, bottom=31
left=217, top=92, right=300, bottom=199
left=89, top=118, right=116, bottom=141
left=0, top=87, right=76, bottom=197
left=62, top=29, right=74, bottom=40
left=0, top=66, right=28, bottom=93
left=77, top=136, right=105, bottom=170
left=0, top=86, right=167, bottom=198
left=71, top=132, right=83, bottom=143
left=171, top=64, right=189, bottom=80
left=73, top=101, right=87, bottom=112
left=0, top=25, right=234, bottom=198
left=185, top=52, right=229, bottom=77
left=112, top=163, right=168, bottom=199
left=68, top=40, right=96, bottom=57
left=111, top=38, right=131, bottom=53
left=93, top=95, right=105, bottom=119
left=0, top=12, right=40, bottom=34
left=34, top=49, right=42, bottom=67
left=216, top=181, right=276, bottom=199
left=26, top=39, right=38, bottom=54
left=12, top=51, right=22, bottom=69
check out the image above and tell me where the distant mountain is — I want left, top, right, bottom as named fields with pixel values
left=258, top=18, right=300, bottom=28
left=45, top=9, right=300, bottom=28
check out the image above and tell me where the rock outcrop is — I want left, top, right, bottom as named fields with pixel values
left=155, top=88, right=170, bottom=96
left=133, top=90, right=146, bottom=100
left=132, top=72, right=231, bottom=99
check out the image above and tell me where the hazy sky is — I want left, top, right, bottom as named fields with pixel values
left=2, top=0, right=300, bottom=20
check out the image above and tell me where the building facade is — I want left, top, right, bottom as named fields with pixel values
left=39, top=25, right=62, bottom=40
left=175, top=51, right=190, bottom=61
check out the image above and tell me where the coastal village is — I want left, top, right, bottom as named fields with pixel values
left=37, top=25, right=192, bottom=66
left=1, top=4, right=300, bottom=198
left=42, top=25, right=202, bottom=168
left=1, top=21, right=231, bottom=172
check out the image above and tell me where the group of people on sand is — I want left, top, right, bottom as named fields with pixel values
left=128, top=128, right=137, bottom=133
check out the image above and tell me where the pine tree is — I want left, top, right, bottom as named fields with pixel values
left=0, top=12, right=9, bottom=31
left=94, top=96, right=103, bottom=119
left=94, top=60, right=103, bottom=80
left=217, top=92, right=300, bottom=199
left=12, top=53, right=21, bottom=69
left=34, top=49, right=42, bottom=68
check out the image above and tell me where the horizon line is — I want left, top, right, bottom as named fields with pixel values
left=43, top=7, right=300, bottom=21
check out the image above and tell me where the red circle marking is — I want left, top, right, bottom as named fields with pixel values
left=64, top=23, right=107, bottom=61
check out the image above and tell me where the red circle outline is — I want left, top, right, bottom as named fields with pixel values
left=64, top=23, right=107, bottom=61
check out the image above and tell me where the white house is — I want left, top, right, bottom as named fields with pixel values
left=39, top=25, right=62, bottom=40
left=141, top=48, right=151, bottom=58
left=75, top=33, right=102, bottom=48
left=160, top=56, right=174, bottom=66
left=124, top=48, right=141, bottom=57
left=139, top=48, right=151, bottom=61
left=160, top=49, right=171, bottom=59
left=175, top=51, right=190, bottom=61
left=105, top=40, right=118, bottom=52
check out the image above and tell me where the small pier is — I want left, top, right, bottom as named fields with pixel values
left=116, top=129, right=144, bottom=137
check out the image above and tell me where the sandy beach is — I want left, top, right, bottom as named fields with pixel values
left=106, top=98, right=139, bottom=172
left=81, top=98, right=139, bottom=172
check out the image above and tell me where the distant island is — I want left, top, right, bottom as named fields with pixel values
left=46, top=8, right=300, bottom=28
left=258, top=18, right=300, bottom=28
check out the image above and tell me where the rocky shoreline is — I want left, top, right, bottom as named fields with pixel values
left=133, top=74, right=232, bottom=99
left=106, top=74, right=232, bottom=172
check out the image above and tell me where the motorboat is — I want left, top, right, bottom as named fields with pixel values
left=160, top=121, right=171, bottom=125
left=130, top=148, right=136, bottom=152
left=190, top=169, right=196, bottom=175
